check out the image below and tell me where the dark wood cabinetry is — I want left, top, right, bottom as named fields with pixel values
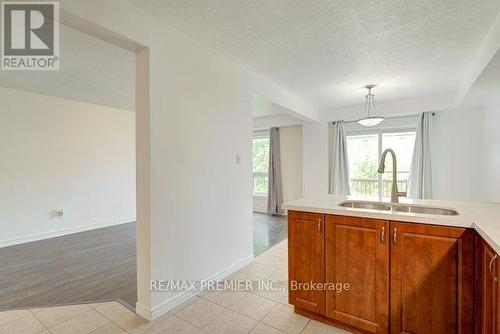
left=288, top=211, right=477, bottom=334
left=389, top=222, right=474, bottom=334
left=325, top=215, right=389, bottom=334
left=288, top=211, right=325, bottom=315
left=475, top=234, right=499, bottom=334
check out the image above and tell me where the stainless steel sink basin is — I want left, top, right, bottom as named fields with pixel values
left=394, top=205, right=459, bottom=216
left=338, top=200, right=460, bottom=216
left=339, top=201, right=392, bottom=211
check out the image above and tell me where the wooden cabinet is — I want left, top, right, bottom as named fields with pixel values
left=475, top=234, right=499, bottom=334
left=389, top=222, right=474, bottom=334
left=325, top=215, right=389, bottom=334
left=288, top=211, right=476, bottom=334
left=288, top=211, right=325, bottom=314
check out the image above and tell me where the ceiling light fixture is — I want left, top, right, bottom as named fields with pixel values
left=357, top=84, right=384, bottom=127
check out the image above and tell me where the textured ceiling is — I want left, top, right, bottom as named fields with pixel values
left=130, top=0, right=500, bottom=111
left=0, top=24, right=135, bottom=111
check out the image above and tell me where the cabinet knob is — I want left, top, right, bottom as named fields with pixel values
left=380, top=226, right=385, bottom=244
left=393, top=228, right=397, bottom=246
left=317, top=218, right=321, bottom=233
left=489, top=254, right=498, bottom=282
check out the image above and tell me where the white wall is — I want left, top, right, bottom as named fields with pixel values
left=431, top=108, right=488, bottom=202
left=280, top=126, right=304, bottom=204
left=302, top=121, right=329, bottom=196
left=147, top=28, right=255, bottom=317
left=251, top=124, right=303, bottom=213
left=483, top=98, right=500, bottom=202
left=253, top=114, right=303, bottom=129
left=0, top=87, right=136, bottom=247
left=62, top=0, right=315, bottom=319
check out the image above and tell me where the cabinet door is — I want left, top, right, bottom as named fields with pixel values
left=288, top=211, right=325, bottom=314
left=497, top=248, right=500, bottom=333
left=390, top=222, right=474, bottom=334
left=325, top=215, right=389, bottom=334
left=474, top=235, right=499, bottom=334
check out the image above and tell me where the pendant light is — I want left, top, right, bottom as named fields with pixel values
left=357, top=85, right=384, bottom=126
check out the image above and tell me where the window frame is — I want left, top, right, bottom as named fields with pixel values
left=346, top=125, right=416, bottom=200
left=252, top=130, right=270, bottom=196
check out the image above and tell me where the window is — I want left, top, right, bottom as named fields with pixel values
left=252, top=134, right=270, bottom=195
left=346, top=134, right=379, bottom=197
left=347, top=130, right=416, bottom=199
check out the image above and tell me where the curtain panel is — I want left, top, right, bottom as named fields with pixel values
left=328, top=121, right=351, bottom=195
left=407, top=112, right=434, bottom=199
left=267, top=127, right=284, bottom=214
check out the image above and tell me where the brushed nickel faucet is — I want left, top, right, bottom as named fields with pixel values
left=378, top=148, right=406, bottom=204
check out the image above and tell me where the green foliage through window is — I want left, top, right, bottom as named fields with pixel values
left=252, top=137, right=270, bottom=194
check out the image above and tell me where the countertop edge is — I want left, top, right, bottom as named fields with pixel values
left=472, top=222, right=500, bottom=254
left=283, top=202, right=500, bottom=254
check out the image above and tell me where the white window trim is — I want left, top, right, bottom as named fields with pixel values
left=253, top=129, right=270, bottom=139
left=346, top=126, right=416, bottom=200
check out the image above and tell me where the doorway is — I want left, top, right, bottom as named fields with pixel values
left=0, top=15, right=149, bottom=312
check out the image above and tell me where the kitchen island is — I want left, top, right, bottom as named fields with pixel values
left=283, top=195, right=500, bottom=334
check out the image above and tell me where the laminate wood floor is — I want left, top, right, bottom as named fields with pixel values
left=0, top=214, right=283, bottom=311
left=0, top=222, right=137, bottom=311
left=253, top=213, right=287, bottom=256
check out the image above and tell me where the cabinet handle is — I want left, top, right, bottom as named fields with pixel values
left=393, top=228, right=397, bottom=246
left=380, top=226, right=385, bottom=244
left=317, top=218, right=321, bottom=233
left=489, top=254, right=498, bottom=282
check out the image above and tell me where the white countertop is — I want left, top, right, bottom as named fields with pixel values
left=283, top=195, right=500, bottom=254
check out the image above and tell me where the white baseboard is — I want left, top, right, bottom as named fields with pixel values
left=140, top=254, right=254, bottom=321
left=135, top=302, right=152, bottom=320
left=0, top=217, right=136, bottom=248
left=252, top=211, right=287, bottom=217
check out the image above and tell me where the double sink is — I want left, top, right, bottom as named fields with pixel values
left=338, top=200, right=460, bottom=216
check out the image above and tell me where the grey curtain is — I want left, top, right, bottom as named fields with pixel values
left=407, top=112, right=434, bottom=199
left=328, top=121, right=351, bottom=195
left=267, top=127, right=284, bottom=214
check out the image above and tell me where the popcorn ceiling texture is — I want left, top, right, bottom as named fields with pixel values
left=129, top=0, right=500, bottom=110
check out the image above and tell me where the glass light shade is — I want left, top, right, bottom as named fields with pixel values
left=357, top=116, right=385, bottom=127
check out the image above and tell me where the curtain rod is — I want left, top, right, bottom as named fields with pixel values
left=343, top=111, right=435, bottom=124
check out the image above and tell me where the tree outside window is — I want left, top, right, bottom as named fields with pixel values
left=252, top=136, right=270, bottom=195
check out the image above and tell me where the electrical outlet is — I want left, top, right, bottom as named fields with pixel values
left=51, top=209, right=64, bottom=220
left=236, top=153, right=241, bottom=166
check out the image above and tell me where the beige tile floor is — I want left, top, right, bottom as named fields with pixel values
left=0, top=240, right=351, bottom=334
